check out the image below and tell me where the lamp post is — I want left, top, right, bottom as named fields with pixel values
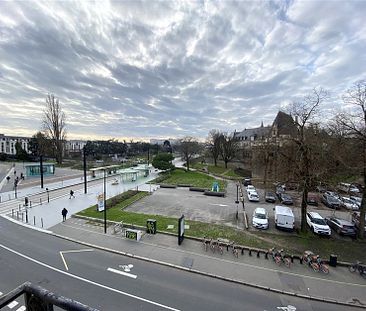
left=235, top=182, right=239, bottom=204
left=40, top=155, right=44, bottom=189
left=103, top=169, right=107, bottom=234
left=46, top=188, right=49, bottom=203
left=83, top=147, right=87, bottom=194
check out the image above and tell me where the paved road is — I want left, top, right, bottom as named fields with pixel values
left=0, top=217, right=362, bottom=311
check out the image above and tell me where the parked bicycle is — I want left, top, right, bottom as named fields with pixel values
left=302, top=251, right=329, bottom=274
left=113, top=221, right=125, bottom=236
left=349, top=261, right=366, bottom=277
left=202, top=236, right=209, bottom=252
left=210, top=238, right=216, bottom=253
left=230, top=242, right=239, bottom=258
left=269, top=248, right=291, bottom=267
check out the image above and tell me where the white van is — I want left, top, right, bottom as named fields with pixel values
left=274, top=205, right=295, bottom=230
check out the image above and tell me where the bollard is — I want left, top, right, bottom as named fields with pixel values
left=249, top=249, right=252, bottom=256
left=40, top=198, right=42, bottom=205
left=300, top=257, right=303, bottom=264
left=12, top=209, right=14, bottom=218
left=257, top=251, right=260, bottom=258
left=226, top=244, right=229, bottom=252
left=33, top=216, right=36, bottom=225
left=241, top=248, right=244, bottom=255
left=25, top=209, right=28, bottom=223
left=30, top=201, right=32, bottom=208
left=265, top=252, right=268, bottom=259
left=16, top=211, right=19, bottom=220
left=291, top=255, right=294, bottom=263
left=19, top=204, right=21, bottom=211
left=41, top=218, right=44, bottom=228
left=21, top=212, right=24, bottom=222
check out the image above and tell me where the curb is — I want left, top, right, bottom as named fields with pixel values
left=48, top=230, right=366, bottom=309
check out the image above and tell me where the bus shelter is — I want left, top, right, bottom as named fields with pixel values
left=25, top=163, right=55, bottom=177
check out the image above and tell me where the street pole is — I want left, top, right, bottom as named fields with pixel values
left=46, top=188, right=49, bottom=203
left=83, top=147, right=87, bottom=194
left=40, top=155, right=44, bottom=189
left=14, top=183, right=17, bottom=199
left=103, top=169, right=107, bottom=234
left=235, top=183, right=239, bottom=204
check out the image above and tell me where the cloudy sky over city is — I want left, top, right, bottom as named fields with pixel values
left=0, top=0, right=365, bottom=141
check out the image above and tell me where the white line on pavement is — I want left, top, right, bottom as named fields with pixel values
left=16, top=306, right=26, bottom=311
left=0, top=243, right=180, bottom=311
left=7, top=301, right=18, bottom=309
left=59, top=251, right=69, bottom=271
left=59, top=249, right=94, bottom=270
left=107, top=267, right=137, bottom=279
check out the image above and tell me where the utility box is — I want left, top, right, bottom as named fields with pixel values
left=329, top=254, right=337, bottom=267
left=125, top=229, right=142, bottom=241
left=146, top=219, right=157, bottom=234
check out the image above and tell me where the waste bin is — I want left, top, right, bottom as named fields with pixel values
left=329, top=254, right=337, bottom=267
left=146, top=219, right=157, bottom=234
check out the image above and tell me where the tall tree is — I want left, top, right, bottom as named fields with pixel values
left=179, top=137, right=201, bottom=171
left=289, top=88, right=328, bottom=233
left=207, top=129, right=221, bottom=166
left=42, top=94, right=66, bottom=164
left=336, top=80, right=366, bottom=239
left=29, top=131, right=51, bottom=158
left=219, top=132, right=239, bottom=169
left=15, top=142, right=29, bottom=161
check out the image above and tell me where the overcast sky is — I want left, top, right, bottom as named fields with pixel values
left=0, top=1, right=365, bottom=141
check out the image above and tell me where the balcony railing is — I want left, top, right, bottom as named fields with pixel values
left=0, top=282, right=99, bottom=311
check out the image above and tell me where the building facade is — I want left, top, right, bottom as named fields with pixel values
left=0, top=134, right=30, bottom=155
left=64, top=140, right=88, bottom=156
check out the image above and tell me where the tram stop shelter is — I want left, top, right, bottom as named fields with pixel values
left=89, top=164, right=150, bottom=181
left=25, top=163, right=55, bottom=177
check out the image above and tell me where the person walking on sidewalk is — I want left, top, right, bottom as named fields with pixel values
left=69, top=189, right=75, bottom=199
left=62, top=208, right=68, bottom=221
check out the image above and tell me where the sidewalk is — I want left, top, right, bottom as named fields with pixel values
left=50, top=217, right=366, bottom=308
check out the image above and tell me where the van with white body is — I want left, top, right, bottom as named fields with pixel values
left=274, top=205, right=295, bottom=230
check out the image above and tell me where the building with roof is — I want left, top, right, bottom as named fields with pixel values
left=234, top=122, right=271, bottom=147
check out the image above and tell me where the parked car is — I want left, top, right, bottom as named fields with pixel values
left=307, top=194, right=318, bottom=206
left=326, top=216, right=356, bottom=236
left=279, top=193, right=293, bottom=205
left=246, top=185, right=256, bottom=192
left=341, top=197, right=359, bottom=210
left=275, top=186, right=285, bottom=199
left=324, top=191, right=342, bottom=200
left=321, top=193, right=341, bottom=209
left=243, top=177, right=252, bottom=187
left=274, top=205, right=295, bottom=230
left=306, top=212, right=331, bottom=236
left=252, top=207, right=269, bottom=229
left=247, top=191, right=260, bottom=202
left=265, top=192, right=276, bottom=203
left=350, top=196, right=362, bottom=209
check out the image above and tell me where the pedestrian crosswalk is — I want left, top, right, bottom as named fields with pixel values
left=0, top=290, right=26, bottom=310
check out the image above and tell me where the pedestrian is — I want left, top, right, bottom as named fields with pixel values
left=24, top=197, right=29, bottom=207
left=62, top=208, right=68, bottom=221
left=69, top=189, right=75, bottom=199
left=14, top=170, right=16, bottom=175
left=6, top=176, right=10, bottom=183
left=20, top=173, right=24, bottom=180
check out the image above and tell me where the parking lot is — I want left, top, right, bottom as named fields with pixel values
left=126, top=180, right=356, bottom=240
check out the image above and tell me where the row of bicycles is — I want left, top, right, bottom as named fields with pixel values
left=265, top=248, right=330, bottom=273
left=203, top=237, right=239, bottom=258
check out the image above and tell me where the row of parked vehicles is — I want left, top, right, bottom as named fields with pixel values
left=252, top=206, right=359, bottom=236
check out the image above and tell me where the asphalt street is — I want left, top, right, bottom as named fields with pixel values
left=0, top=217, right=362, bottom=311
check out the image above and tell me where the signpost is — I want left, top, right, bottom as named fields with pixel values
left=97, top=194, right=104, bottom=212
left=178, top=215, right=185, bottom=245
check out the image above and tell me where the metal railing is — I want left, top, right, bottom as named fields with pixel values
left=0, top=282, right=99, bottom=311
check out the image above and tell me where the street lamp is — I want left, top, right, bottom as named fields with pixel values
left=46, top=188, right=49, bottom=203
left=235, top=182, right=239, bottom=204
left=103, top=169, right=107, bottom=234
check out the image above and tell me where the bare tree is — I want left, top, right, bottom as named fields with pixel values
left=219, top=132, right=239, bottom=169
left=336, top=80, right=366, bottom=239
left=179, top=137, right=201, bottom=171
left=42, top=94, right=66, bottom=164
left=207, top=129, right=221, bottom=166
left=289, top=88, right=328, bottom=233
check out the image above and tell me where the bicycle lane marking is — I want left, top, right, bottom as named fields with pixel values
left=57, top=222, right=366, bottom=288
left=0, top=243, right=181, bottom=311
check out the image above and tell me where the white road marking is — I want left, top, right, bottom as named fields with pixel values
left=16, top=306, right=26, bottom=311
left=107, top=267, right=137, bottom=279
left=59, top=249, right=93, bottom=271
left=119, top=264, right=134, bottom=272
left=0, top=243, right=180, bottom=311
left=7, top=301, right=18, bottom=308
left=208, top=203, right=228, bottom=207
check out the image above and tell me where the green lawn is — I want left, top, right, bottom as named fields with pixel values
left=191, top=162, right=242, bottom=179
left=150, top=169, right=226, bottom=190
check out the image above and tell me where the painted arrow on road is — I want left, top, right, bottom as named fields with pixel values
left=59, top=248, right=94, bottom=271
